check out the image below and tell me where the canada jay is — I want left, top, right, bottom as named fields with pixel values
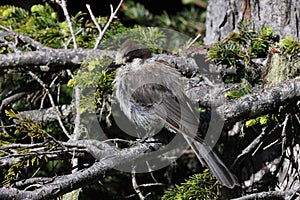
left=114, top=39, right=238, bottom=188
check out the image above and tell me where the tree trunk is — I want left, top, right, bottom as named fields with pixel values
left=205, top=0, right=300, bottom=44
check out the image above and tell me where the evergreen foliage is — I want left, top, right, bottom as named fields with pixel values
left=68, top=55, right=115, bottom=126
left=121, top=0, right=206, bottom=37
left=0, top=4, right=127, bottom=49
left=162, top=169, right=221, bottom=200
left=208, top=21, right=277, bottom=84
left=1, top=110, right=51, bottom=186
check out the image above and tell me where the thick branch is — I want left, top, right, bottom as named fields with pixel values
left=231, top=190, right=295, bottom=200
left=0, top=48, right=203, bottom=74
left=0, top=49, right=115, bottom=71
left=19, top=105, right=74, bottom=123
left=218, top=78, right=300, bottom=124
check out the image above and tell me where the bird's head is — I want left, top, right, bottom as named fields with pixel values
left=115, top=39, right=152, bottom=64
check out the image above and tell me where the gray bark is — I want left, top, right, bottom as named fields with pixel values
left=0, top=49, right=115, bottom=71
left=205, top=0, right=300, bottom=44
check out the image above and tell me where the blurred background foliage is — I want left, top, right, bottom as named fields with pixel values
left=121, top=0, right=206, bottom=36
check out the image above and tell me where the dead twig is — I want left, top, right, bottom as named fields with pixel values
left=86, top=0, right=123, bottom=49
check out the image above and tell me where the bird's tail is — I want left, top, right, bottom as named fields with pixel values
left=185, top=137, right=239, bottom=188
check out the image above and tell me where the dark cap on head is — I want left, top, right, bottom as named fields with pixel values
left=115, top=39, right=152, bottom=64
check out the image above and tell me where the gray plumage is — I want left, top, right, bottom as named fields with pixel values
left=114, top=40, right=239, bottom=188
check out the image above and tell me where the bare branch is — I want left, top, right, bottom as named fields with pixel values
left=280, top=113, right=290, bottom=157
left=185, top=33, right=202, bottom=49
left=0, top=92, right=27, bottom=110
left=0, top=48, right=114, bottom=71
left=16, top=78, right=300, bottom=131
left=217, top=78, right=300, bottom=125
left=56, top=0, right=78, bottom=49
left=28, top=71, right=71, bottom=138
left=132, top=168, right=146, bottom=200
left=86, top=4, right=102, bottom=33
left=0, top=28, right=50, bottom=51
left=92, top=0, right=123, bottom=49
left=231, top=190, right=295, bottom=200
left=13, top=177, right=55, bottom=189
left=231, top=127, right=267, bottom=167
left=19, top=105, right=73, bottom=123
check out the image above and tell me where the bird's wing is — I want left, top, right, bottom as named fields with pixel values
left=150, top=88, right=239, bottom=188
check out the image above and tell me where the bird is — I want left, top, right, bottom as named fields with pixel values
left=113, top=39, right=239, bottom=188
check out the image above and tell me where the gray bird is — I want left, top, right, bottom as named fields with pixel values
left=114, top=39, right=238, bottom=188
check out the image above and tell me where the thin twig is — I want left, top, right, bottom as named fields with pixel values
left=64, top=28, right=84, bottom=48
left=39, top=92, right=47, bottom=109
left=28, top=71, right=71, bottom=138
left=57, top=83, right=61, bottom=104
left=86, top=4, right=102, bottom=32
left=146, top=161, right=159, bottom=183
left=231, top=122, right=281, bottom=168
left=287, top=187, right=300, bottom=200
left=186, top=33, right=202, bottom=49
left=72, top=86, right=81, bottom=141
left=72, top=81, right=81, bottom=173
left=13, top=177, right=55, bottom=188
left=0, top=149, right=85, bottom=160
left=24, top=184, right=43, bottom=191
left=99, top=98, right=106, bottom=122
left=131, top=167, right=146, bottom=200
left=0, top=92, right=27, bottom=110
left=53, top=1, right=80, bottom=174
left=231, top=127, right=267, bottom=167
left=262, top=138, right=280, bottom=151
left=280, top=114, right=290, bottom=157
left=138, top=183, right=164, bottom=187
left=103, top=138, right=132, bottom=145
left=87, top=0, right=123, bottom=49
left=57, top=0, right=78, bottom=49
left=0, top=143, right=47, bottom=149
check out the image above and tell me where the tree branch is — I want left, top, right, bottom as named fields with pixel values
left=217, top=78, right=300, bottom=125
left=231, top=190, right=296, bottom=200
left=19, top=105, right=73, bottom=123
left=0, top=48, right=115, bottom=71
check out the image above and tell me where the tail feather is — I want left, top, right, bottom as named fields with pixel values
left=185, top=137, right=239, bottom=188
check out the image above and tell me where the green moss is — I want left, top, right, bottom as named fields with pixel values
left=280, top=36, right=300, bottom=54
